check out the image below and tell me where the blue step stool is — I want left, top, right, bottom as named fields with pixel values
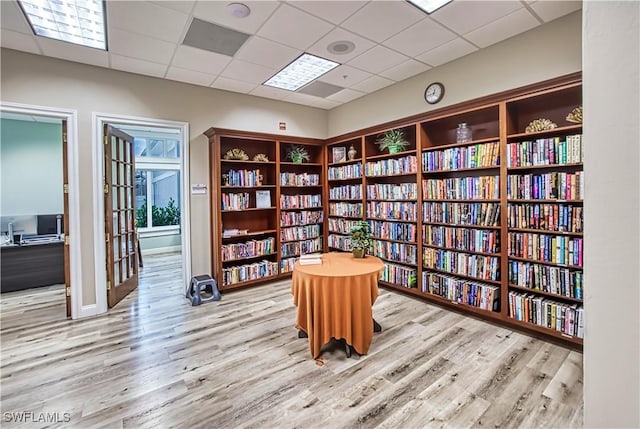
left=186, top=275, right=221, bottom=306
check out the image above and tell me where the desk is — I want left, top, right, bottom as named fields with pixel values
left=292, top=252, right=384, bottom=359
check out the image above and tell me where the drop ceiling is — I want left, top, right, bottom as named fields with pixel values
left=0, top=0, right=581, bottom=110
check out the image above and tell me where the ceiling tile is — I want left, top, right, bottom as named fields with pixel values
left=283, top=92, right=322, bottom=107
left=108, top=28, right=177, bottom=64
left=378, top=59, right=431, bottom=82
left=340, top=1, right=424, bottom=43
left=0, top=1, right=31, bottom=34
left=220, top=59, right=277, bottom=84
left=311, top=98, right=341, bottom=109
left=249, top=85, right=291, bottom=100
left=288, top=1, right=367, bottom=25
left=430, top=1, right=523, bottom=35
left=211, top=77, right=257, bottom=94
left=166, top=66, right=216, bottom=87
left=326, top=88, right=367, bottom=103
left=150, top=1, right=196, bottom=14
left=235, top=36, right=301, bottom=69
left=110, top=54, right=168, bottom=78
left=351, top=75, right=395, bottom=93
left=257, top=3, right=334, bottom=50
left=529, top=1, right=582, bottom=23
left=307, top=27, right=376, bottom=64
left=465, top=8, right=539, bottom=49
left=347, top=45, right=409, bottom=75
left=38, top=38, right=109, bottom=67
left=107, top=1, right=190, bottom=43
left=383, top=17, right=457, bottom=57
left=416, top=37, right=478, bottom=67
left=0, top=29, right=41, bottom=54
left=193, top=1, right=280, bottom=34
left=171, top=45, right=232, bottom=74
left=317, top=64, right=372, bottom=88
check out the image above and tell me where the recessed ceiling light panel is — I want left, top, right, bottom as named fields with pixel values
left=264, top=53, right=340, bottom=92
left=18, top=0, right=107, bottom=50
left=406, top=0, right=453, bottom=14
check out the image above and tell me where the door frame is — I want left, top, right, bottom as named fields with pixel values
left=92, top=113, right=191, bottom=314
left=0, top=101, right=83, bottom=318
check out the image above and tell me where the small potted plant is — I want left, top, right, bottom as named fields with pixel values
left=287, top=145, right=310, bottom=164
left=375, top=129, right=410, bottom=154
left=349, top=220, right=372, bottom=258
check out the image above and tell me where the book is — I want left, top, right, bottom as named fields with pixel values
left=255, top=190, right=271, bottom=208
left=299, top=253, right=322, bottom=265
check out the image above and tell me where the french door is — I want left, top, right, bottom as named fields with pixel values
left=104, top=125, right=138, bottom=307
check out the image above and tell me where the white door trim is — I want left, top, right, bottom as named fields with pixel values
left=92, top=113, right=191, bottom=314
left=0, top=102, right=85, bottom=318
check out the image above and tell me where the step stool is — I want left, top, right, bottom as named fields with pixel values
left=186, top=275, right=221, bottom=306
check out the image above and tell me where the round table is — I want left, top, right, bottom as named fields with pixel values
left=292, top=252, right=384, bottom=359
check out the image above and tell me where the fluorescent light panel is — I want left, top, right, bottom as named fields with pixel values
left=407, top=0, right=453, bottom=14
left=264, top=53, right=340, bottom=92
left=18, top=0, right=106, bottom=50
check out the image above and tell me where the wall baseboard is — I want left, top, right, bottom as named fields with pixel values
left=141, top=245, right=182, bottom=256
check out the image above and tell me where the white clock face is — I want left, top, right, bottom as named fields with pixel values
left=425, top=83, right=444, bottom=104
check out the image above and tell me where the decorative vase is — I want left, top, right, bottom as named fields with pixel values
left=456, top=123, right=472, bottom=143
left=388, top=145, right=402, bottom=154
left=352, top=248, right=365, bottom=258
left=292, top=156, right=303, bottom=164
left=348, top=145, right=357, bottom=161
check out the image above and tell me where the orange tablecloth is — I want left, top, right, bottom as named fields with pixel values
left=292, top=252, right=384, bottom=359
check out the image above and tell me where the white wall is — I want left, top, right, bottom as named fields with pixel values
left=329, top=11, right=582, bottom=137
left=583, top=2, right=640, bottom=428
left=1, top=48, right=328, bottom=304
left=0, top=118, right=63, bottom=215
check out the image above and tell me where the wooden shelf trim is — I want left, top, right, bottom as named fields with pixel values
left=508, top=283, right=583, bottom=303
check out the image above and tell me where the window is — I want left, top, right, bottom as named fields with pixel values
left=134, top=137, right=181, bottom=232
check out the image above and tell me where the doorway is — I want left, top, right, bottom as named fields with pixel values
left=93, top=113, right=190, bottom=313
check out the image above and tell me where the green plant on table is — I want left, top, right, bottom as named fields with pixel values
left=349, top=220, right=372, bottom=258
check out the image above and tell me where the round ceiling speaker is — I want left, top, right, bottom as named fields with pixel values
left=227, top=3, right=251, bottom=18
left=328, top=40, right=356, bottom=55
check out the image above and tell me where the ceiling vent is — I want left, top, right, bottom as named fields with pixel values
left=182, top=18, right=250, bottom=57
left=298, top=81, right=344, bottom=98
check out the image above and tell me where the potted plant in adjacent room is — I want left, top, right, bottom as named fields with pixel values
left=349, top=220, right=372, bottom=258
left=286, top=145, right=310, bottom=164
left=375, top=129, right=410, bottom=154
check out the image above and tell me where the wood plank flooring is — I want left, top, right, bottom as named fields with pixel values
left=0, top=253, right=583, bottom=428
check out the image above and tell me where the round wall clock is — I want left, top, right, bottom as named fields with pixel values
left=424, top=82, right=445, bottom=105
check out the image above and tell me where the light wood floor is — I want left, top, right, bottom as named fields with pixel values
left=1, top=253, right=583, bottom=428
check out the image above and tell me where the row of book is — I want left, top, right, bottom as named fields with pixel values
left=369, top=220, right=417, bottom=242
left=507, top=134, right=583, bottom=168
left=507, top=171, right=584, bottom=201
left=366, top=183, right=417, bottom=200
left=221, top=192, right=250, bottom=211
left=280, top=172, right=320, bottom=186
left=328, top=234, right=350, bottom=251
left=508, top=232, right=583, bottom=267
left=367, top=201, right=418, bottom=221
left=508, top=260, right=583, bottom=300
left=222, top=260, right=278, bottom=286
left=280, top=210, right=323, bottom=227
left=422, top=202, right=500, bottom=227
left=365, top=155, right=418, bottom=177
left=422, top=141, right=500, bottom=171
left=280, top=224, right=321, bottom=242
left=328, top=164, right=362, bottom=180
left=329, top=184, right=362, bottom=200
left=508, top=291, right=584, bottom=338
left=422, top=176, right=500, bottom=200
left=381, top=262, right=417, bottom=288
left=281, top=237, right=323, bottom=257
left=371, top=240, right=418, bottom=265
left=423, top=248, right=500, bottom=281
left=329, top=202, right=363, bottom=218
left=422, top=271, right=499, bottom=311
left=281, top=257, right=297, bottom=273
left=423, top=225, right=500, bottom=254
left=225, top=169, right=263, bottom=187
left=221, top=237, right=275, bottom=262
left=507, top=203, right=583, bottom=233
left=328, top=218, right=360, bottom=235
left=280, top=194, right=322, bottom=209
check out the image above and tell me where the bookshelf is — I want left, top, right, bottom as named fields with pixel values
left=205, top=129, right=324, bottom=290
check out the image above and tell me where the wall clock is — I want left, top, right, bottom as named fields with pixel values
left=424, top=82, right=445, bottom=105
